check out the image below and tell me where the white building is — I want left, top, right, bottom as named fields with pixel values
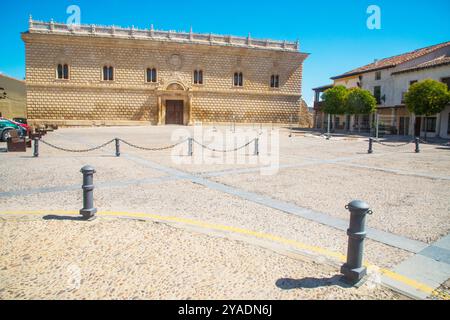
left=391, top=57, right=450, bottom=138
left=314, top=41, right=450, bottom=139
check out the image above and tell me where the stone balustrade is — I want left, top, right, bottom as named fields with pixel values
left=28, top=18, right=300, bottom=52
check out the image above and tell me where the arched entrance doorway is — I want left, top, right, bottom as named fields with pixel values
left=156, top=81, right=193, bottom=126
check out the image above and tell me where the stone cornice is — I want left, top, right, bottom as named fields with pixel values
left=25, top=19, right=305, bottom=55
left=26, top=82, right=301, bottom=98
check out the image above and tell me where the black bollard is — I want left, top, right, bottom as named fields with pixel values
left=415, top=138, right=420, bottom=153
left=33, top=138, right=39, bottom=157
left=188, top=138, right=193, bottom=157
left=368, top=138, right=374, bottom=154
left=115, top=138, right=121, bottom=157
left=254, top=138, right=259, bottom=156
left=341, top=200, right=372, bottom=284
left=80, top=165, right=97, bottom=221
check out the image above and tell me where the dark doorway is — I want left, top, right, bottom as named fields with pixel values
left=399, top=117, right=410, bottom=136
left=165, top=100, right=184, bottom=125
left=414, top=117, right=422, bottom=137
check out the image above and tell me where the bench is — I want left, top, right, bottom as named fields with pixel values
left=7, top=130, right=27, bottom=152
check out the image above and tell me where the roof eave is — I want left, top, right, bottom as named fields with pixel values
left=331, top=65, right=395, bottom=80
left=392, top=61, right=450, bottom=75
left=312, top=84, right=333, bottom=91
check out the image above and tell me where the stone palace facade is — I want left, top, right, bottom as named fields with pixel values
left=22, top=17, right=309, bottom=126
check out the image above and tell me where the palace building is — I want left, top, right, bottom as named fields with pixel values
left=22, top=17, right=310, bottom=127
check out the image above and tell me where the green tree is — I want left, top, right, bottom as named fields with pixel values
left=345, top=88, right=377, bottom=134
left=346, top=88, right=377, bottom=115
left=321, top=85, right=349, bottom=132
left=321, top=85, right=348, bottom=115
left=405, top=79, right=450, bottom=139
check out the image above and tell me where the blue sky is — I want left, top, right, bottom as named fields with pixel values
left=1, top=0, right=449, bottom=106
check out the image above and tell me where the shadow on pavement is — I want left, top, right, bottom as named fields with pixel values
left=43, top=215, right=86, bottom=221
left=276, top=275, right=351, bottom=290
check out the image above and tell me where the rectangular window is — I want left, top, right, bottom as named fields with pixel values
left=425, top=117, right=437, bottom=133
left=57, top=64, right=68, bottom=79
left=103, top=66, right=114, bottom=81
left=234, top=72, right=243, bottom=87
left=103, top=66, right=108, bottom=81
left=374, top=86, right=381, bottom=104
left=270, top=75, right=280, bottom=88
left=57, top=64, right=63, bottom=79
left=109, top=67, right=114, bottom=81
left=401, top=91, right=407, bottom=104
left=194, top=70, right=203, bottom=85
left=147, top=68, right=157, bottom=83
left=375, top=71, right=381, bottom=80
left=63, top=65, right=69, bottom=80
left=410, top=80, right=418, bottom=86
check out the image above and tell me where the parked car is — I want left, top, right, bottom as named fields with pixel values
left=12, top=118, right=28, bottom=125
left=0, top=118, right=26, bottom=141
left=9, top=119, right=30, bottom=134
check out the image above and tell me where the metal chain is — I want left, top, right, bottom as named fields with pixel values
left=193, top=139, right=256, bottom=153
left=418, top=139, right=431, bottom=145
left=119, top=138, right=187, bottom=151
left=418, top=139, right=450, bottom=147
left=374, top=140, right=414, bottom=148
left=40, top=139, right=115, bottom=153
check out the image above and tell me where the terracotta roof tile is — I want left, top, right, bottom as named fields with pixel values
left=392, top=55, right=450, bottom=75
left=331, top=41, right=450, bottom=79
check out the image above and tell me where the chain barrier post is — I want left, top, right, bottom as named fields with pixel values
left=341, top=200, right=372, bottom=284
left=415, top=137, right=420, bottom=153
left=115, top=138, right=121, bottom=157
left=289, top=115, right=293, bottom=138
left=33, top=138, right=39, bottom=157
left=327, top=114, right=331, bottom=140
left=254, top=138, right=259, bottom=156
left=80, top=165, right=97, bottom=221
left=375, top=114, right=379, bottom=140
left=188, top=138, right=193, bottom=157
left=368, top=138, right=374, bottom=154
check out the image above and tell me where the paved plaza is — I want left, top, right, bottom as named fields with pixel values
left=1, top=125, right=449, bottom=299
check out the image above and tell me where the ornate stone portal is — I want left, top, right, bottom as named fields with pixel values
left=157, top=80, right=193, bottom=125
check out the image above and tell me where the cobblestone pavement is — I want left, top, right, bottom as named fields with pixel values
left=0, top=125, right=449, bottom=299
left=0, top=216, right=404, bottom=300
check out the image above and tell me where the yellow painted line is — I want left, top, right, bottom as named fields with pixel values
left=380, top=268, right=434, bottom=296
left=0, top=210, right=443, bottom=298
